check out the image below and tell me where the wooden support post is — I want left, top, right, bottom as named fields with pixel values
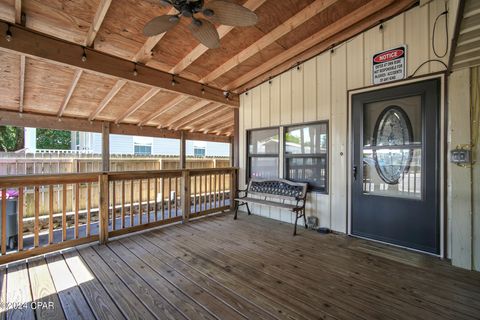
left=230, top=169, right=237, bottom=211
left=233, top=108, right=239, bottom=167
left=98, top=173, right=109, bottom=244
left=102, top=122, right=110, bottom=172
left=181, top=170, right=191, bottom=223
left=180, top=130, right=186, bottom=170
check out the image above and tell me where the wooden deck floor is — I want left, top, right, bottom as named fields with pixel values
left=1, top=212, right=480, bottom=320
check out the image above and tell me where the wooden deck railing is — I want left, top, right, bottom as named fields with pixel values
left=0, top=168, right=237, bottom=264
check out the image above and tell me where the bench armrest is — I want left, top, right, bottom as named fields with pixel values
left=237, top=188, right=248, bottom=198
left=295, top=196, right=306, bottom=209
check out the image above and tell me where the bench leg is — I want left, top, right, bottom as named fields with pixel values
left=303, top=210, right=307, bottom=229
left=293, top=211, right=299, bottom=236
left=234, top=202, right=239, bottom=220
left=245, top=203, right=252, bottom=215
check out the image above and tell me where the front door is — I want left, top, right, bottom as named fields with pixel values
left=351, top=79, right=440, bottom=254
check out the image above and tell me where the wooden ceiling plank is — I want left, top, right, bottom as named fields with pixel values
left=212, top=120, right=235, bottom=133
left=89, top=79, right=127, bottom=121
left=0, top=23, right=239, bottom=106
left=19, top=55, right=25, bottom=113
left=186, top=107, right=231, bottom=130
left=161, top=99, right=211, bottom=128
left=138, top=94, right=189, bottom=126
left=57, top=69, right=83, bottom=117
left=14, top=0, right=21, bottom=24
left=85, top=0, right=113, bottom=47
left=201, top=115, right=234, bottom=133
left=115, top=87, right=161, bottom=124
left=170, top=0, right=268, bottom=75
left=200, top=0, right=338, bottom=84
left=227, top=0, right=398, bottom=91
left=171, top=103, right=224, bottom=130
left=133, top=7, right=177, bottom=64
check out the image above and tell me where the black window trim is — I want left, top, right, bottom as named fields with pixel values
left=246, top=126, right=280, bottom=183
left=283, top=120, right=329, bottom=194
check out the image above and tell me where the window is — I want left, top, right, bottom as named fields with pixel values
left=285, top=122, right=328, bottom=192
left=134, top=144, right=152, bottom=155
left=194, top=147, right=206, bottom=157
left=247, top=128, right=279, bottom=180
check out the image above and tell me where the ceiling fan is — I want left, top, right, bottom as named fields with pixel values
left=144, top=0, right=258, bottom=49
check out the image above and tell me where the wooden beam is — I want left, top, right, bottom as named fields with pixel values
left=14, top=0, right=21, bottom=24
left=133, top=7, right=177, bottom=64
left=212, top=120, right=235, bottom=134
left=19, top=54, right=25, bottom=112
left=180, top=131, right=186, bottom=169
left=200, top=0, right=338, bottom=84
left=115, top=87, right=160, bottom=124
left=57, top=69, right=83, bottom=117
left=200, top=113, right=234, bottom=133
left=228, top=0, right=407, bottom=91
left=0, top=22, right=239, bottom=106
left=0, top=109, right=231, bottom=142
left=89, top=79, right=127, bottom=121
left=170, top=103, right=224, bottom=130
left=85, top=0, right=112, bottom=47
left=162, top=99, right=211, bottom=128
left=170, top=0, right=267, bottom=75
left=101, top=122, right=110, bottom=172
left=187, top=108, right=231, bottom=130
left=448, top=0, right=466, bottom=73
left=138, top=94, right=189, bottom=126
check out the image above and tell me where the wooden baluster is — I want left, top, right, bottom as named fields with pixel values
left=154, top=178, right=158, bottom=222
left=160, top=178, right=165, bottom=221
left=193, top=175, right=197, bottom=214
left=222, top=173, right=226, bottom=207
left=147, top=178, right=151, bottom=223
left=168, top=178, right=172, bottom=219
left=34, top=186, right=39, bottom=247
left=62, top=184, right=67, bottom=241
left=213, top=174, right=217, bottom=208
left=204, top=175, right=207, bottom=211
left=174, top=177, right=178, bottom=217
left=49, top=185, right=54, bottom=244
left=18, top=187, right=24, bottom=251
left=181, top=170, right=191, bottom=223
left=139, top=179, right=143, bottom=224
left=121, top=180, right=125, bottom=229
left=112, top=181, right=116, bottom=231
left=130, top=180, right=134, bottom=227
left=1, top=188, right=6, bottom=254
left=75, top=183, right=79, bottom=239
left=199, top=175, right=202, bottom=212
left=230, top=170, right=236, bottom=210
left=98, top=173, right=109, bottom=245
left=87, top=183, right=91, bottom=237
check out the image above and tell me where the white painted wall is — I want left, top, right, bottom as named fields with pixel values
left=238, top=0, right=480, bottom=270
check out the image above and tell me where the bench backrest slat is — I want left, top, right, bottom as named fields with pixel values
left=247, top=179, right=307, bottom=202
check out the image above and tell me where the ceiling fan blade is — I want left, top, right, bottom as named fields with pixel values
left=143, top=15, right=179, bottom=37
left=204, top=0, right=258, bottom=27
left=188, top=19, right=220, bottom=49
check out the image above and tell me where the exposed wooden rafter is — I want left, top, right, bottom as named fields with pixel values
left=186, top=107, right=231, bottom=130
left=200, top=0, right=338, bottom=84
left=170, top=103, right=224, bottom=130
left=228, top=0, right=403, bottom=91
left=133, top=7, right=177, bottom=64
left=19, top=55, right=25, bottom=112
left=14, top=0, right=21, bottom=24
left=138, top=94, right=189, bottom=126
left=115, top=87, right=160, bottom=124
left=57, top=69, right=83, bottom=117
left=0, top=23, right=239, bottom=106
left=85, top=0, right=112, bottom=47
left=212, top=121, right=234, bottom=134
left=89, top=79, right=127, bottom=121
left=200, top=114, right=234, bottom=133
left=170, top=0, right=268, bottom=75
left=161, top=99, right=211, bottom=129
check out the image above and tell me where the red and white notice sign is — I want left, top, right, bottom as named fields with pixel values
left=372, top=45, right=407, bottom=85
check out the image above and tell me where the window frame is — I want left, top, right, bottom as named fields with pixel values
left=246, top=126, right=280, bottom=183
left=133, top=144, right=152, bottom=156
left=283, top=121, right=329, bottom=193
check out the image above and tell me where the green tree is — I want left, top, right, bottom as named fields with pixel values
left=36, top=129, right=71, bottom=149
left=0, top=126, right=24, bottom=152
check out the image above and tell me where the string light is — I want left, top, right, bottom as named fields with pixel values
left=5, top=25, right=12, bottom=42
left=330, top=45, right=335, bottom=54
left=81, top=47, right=87, bottom=62
left=133, top=63, right=138, bottom=77
left=268, top=77, right=272, bottom=84
left=171, top=74, right=177, bottom=86
left=201, top=85, right=205, bottom=95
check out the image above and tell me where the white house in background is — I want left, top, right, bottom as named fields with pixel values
left=70, top=131, right=229, bottom=156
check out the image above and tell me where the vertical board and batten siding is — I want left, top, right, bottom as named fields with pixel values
left=239, top=0, right=465, bottom=254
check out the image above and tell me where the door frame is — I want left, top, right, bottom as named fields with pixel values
left=347, top=74, right=446, bottom=258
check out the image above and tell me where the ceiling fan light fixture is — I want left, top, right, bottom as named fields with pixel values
left=193, top=19, right=202, bottom=27
left=169, top=15, right=180, bottom=23
left=203, top=8, right=214, bottom=17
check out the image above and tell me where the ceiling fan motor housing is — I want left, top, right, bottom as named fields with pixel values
left=172, top=0, right=205, bottom=17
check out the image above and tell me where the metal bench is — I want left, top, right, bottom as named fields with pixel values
left=233, top=179, right=308, bottom=235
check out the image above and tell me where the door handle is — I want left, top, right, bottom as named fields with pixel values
left=352, top=166, right=357, bottom=181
